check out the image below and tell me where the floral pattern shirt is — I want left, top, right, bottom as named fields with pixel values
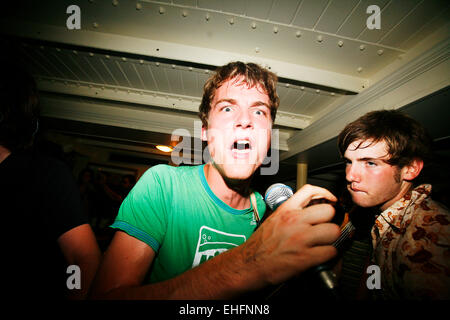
left=371, top=184, right=450, bottom=299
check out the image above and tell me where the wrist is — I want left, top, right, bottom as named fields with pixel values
left=197, top=244, right=264, bottom=299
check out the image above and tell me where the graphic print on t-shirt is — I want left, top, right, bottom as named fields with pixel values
left=192, top=226, right=246, bottom=267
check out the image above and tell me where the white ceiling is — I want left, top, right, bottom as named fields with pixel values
left=1, top=0, right=449, bottom=185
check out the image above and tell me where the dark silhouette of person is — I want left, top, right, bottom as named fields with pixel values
left=0, top=39, right=101, bottom=300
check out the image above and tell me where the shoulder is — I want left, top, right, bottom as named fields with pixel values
left=408, top=193, right=449, bottom=227
left=128, top=164, right=201, bottom=199
left=400, top=192, right=449, bottom=259
left=139, top=164, right=199, bottom=183
left=396, top=196, right=450, bottom=299
left=24, top=151, right=76, bottom=188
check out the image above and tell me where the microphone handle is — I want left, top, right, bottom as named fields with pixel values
left=311, top=219, right=356, bottom=298
left=315, top=265, right=337, bottom=290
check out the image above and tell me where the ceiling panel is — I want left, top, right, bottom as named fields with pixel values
left=314, top=0, right=360, bottom=33
left=137, top=64, right=157, bottom=91
left=120, top=62, right=145, bottom=90
left=173, top=0, right=197, bottom=7
left=197, top=0, right=228, bottom=13
left=267, top=0, right=301, bottom=25
left=245, top=0, right=274, bottom=20
left=109, top=60, right=132, bottom=87
left=29, top=47, right=64, bottom=78
left=379, top=0, right=447, bottom=47
left=399, top=5, right=450, bottom=50
left=278, top=86, right=299, bottom=111
left=303, top=94, right=335, bottom=115
left=216, top=0, right=248, bottom=15
left=165, top=67, right=183, bottom=94
left=292, top=0, right=330, bottom=29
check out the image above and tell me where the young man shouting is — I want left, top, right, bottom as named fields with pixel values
left=90, top=62, right=340, bottom=299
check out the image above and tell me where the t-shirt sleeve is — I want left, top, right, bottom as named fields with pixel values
left=110, top=165, right=169, bottom=252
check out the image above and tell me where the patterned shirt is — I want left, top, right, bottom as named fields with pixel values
left=371, top=184, right=450, bottom=299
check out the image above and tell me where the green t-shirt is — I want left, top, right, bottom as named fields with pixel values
left=111, top=164, right=266, bottom=283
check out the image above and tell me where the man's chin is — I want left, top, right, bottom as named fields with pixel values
left=350, top=193, right=371, bottom=208
left=215, top=163, right=256, bottom=181
left=225, top=169, right=255, bottom=181
left=351, top=196, right=380, bottom=209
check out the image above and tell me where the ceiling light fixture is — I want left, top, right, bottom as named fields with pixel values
left=156, top=145, right=173, bottom=153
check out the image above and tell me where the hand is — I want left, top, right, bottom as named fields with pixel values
left=240, top=184, right=340, bottom=287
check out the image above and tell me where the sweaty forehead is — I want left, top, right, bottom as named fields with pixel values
left=212, top=78, right=269, bottom=102
left=345, top=139, right=390, bottom=158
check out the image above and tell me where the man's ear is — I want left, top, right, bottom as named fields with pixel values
left=402, top=158, right=424, bottom=181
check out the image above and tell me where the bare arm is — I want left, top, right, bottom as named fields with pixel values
left=58, top=223, right=102, bottom=300
left=90, top=184, right=340, bottom=299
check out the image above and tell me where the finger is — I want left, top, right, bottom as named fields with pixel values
left=283, top=184, right=337, bottom=210
left=298, top=203, right=335, bottom=225
left=303, top=245, right=338, bottom=267
left=302, top=223, right=341, bottom=247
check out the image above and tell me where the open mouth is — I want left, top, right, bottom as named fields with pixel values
left=231, top=140, right=252, bottom=152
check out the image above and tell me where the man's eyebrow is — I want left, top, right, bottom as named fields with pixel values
left=213, top=98, right=236, bottom=108
left=250, top=101, right=270, bottom=108
left=213, top=99, right=270, bottom=109
left=345, top=156, right=389, bottom=162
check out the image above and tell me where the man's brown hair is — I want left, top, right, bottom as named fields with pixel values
left=338, top=110, right=433, bottom=169
left=198, top=61, right=279, bottom=127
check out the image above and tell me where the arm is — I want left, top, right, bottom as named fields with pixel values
left=58, top=223, right=102, bottom=300
left=90, top=184, right=340, bottom=299
left=91, top=230, right=262, bottom=299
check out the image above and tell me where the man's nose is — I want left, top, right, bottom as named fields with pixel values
left=234, top=109, right=253, bottom=129
left=346, top=164, right=360, bottom=182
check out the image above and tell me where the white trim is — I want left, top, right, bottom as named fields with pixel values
left=281, top=38, right=450, bottom=161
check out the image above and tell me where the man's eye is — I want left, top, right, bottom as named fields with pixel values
left=254, top=109, right=265, bottom=116
left=222, top=106, right=233, bottom=112
left=367, top=161, right=377, bottom=167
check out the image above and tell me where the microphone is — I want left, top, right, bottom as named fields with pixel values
left=264, top=183, right=353, bottom=295
left=264, top=183, right=294, bottom=211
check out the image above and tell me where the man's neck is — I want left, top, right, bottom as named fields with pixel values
left=380, top=181, right=413, bottom=212
left=0, top=145, right=11, bottom=164
left=203, top=163, right=252, bottom=210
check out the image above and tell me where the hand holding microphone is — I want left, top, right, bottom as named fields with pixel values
left=240, top=183, right=340, bottom=290
left=265, top=183, right=350, bottom=295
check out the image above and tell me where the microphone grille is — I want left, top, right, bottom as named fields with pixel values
left=264, top=183, right=293, bottom=211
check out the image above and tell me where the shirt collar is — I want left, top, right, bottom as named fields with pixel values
left=377, top=184, right=432, bottom=230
